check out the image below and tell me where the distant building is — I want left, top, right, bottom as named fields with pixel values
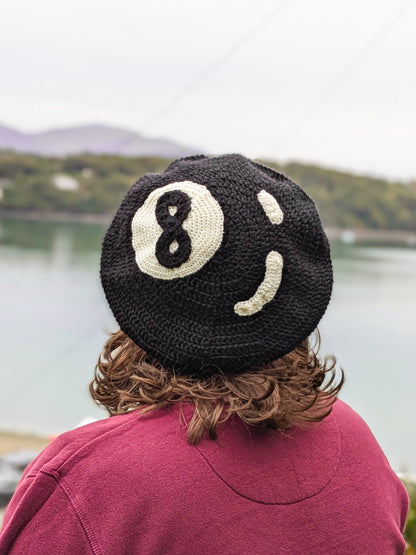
left=340, top=229, right=356, bottom=244
left=81, top=167, right=93, bottom=178
left=0, top=178, right=12, bottom=201
left=53, top=173, right=79, bottom=192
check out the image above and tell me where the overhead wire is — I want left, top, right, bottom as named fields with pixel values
left=0, top=320, right=105, bottom=412
left=139, top=0, right=297, bottom=131
left=276, top=0, right=414, bottom=149
left=0, top=1, right=298, bottom=416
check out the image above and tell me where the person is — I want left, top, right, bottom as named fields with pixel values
left=0, top=154, right=409, bottom=554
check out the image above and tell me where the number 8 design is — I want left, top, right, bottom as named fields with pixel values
left=155, top=190, right=192, bottom=268
left=131, top=181, right=224, bottom=280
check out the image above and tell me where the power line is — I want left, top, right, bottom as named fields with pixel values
left=276, top=0, right=415, bottom=150
left=0, top=321, right=103, bottom=412
left=0, top=3, right=298, bottom=416
left=139, top=0, right=297, bottom=131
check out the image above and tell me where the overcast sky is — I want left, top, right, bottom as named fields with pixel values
left=1, top=0, right=415, bottom=179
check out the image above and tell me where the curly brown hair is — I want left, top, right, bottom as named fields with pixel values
left=90, top=329, right=344, bottom=445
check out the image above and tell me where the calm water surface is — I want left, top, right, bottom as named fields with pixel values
left=0, top=219, right=415, bottom=471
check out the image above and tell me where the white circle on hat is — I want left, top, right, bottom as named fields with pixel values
left=131, top=181, right=224, bottom=280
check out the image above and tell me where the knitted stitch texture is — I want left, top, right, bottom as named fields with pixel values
left=100, top=154, right=333, bottom=374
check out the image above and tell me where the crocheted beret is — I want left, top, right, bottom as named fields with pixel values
left=100, top=154, right=332, bottom=374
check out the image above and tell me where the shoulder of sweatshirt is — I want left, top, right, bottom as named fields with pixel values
left=332, top=397, right=390, bottom=460
left=23, top=406, right=182, bottom=478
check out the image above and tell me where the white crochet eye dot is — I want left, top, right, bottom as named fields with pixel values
left=131, top=181, right=224, bottom=280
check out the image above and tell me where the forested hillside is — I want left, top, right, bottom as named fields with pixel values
left=0, top=152, right=415, bottom=231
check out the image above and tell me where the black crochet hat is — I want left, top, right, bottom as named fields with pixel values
left=100, top=154, right=332, bottom=374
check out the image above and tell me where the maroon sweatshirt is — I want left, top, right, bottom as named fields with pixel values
left=0, top=399, right=409, bottom=554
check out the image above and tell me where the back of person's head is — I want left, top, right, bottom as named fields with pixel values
left=92, top=154, right=344, bottom=444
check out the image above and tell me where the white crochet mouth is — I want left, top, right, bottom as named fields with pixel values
left=234, top=190, right=284, bottom=317
left=234, top=251, right=284, bottom=316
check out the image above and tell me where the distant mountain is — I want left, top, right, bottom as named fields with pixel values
left=0, top=123, right=200, bottom=158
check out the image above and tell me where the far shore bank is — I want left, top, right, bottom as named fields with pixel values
left=0, top=430, right=48, bottom=456
left=1, top=209, right=415, bottom=245
left=0, top=208, right=112, bottom=225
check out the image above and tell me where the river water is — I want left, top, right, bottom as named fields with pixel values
left=0, top=218, right=415, bottom=472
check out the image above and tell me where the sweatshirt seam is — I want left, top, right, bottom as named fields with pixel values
left=40, top=469, right=102, bottom=555
left=2, top=474, right=54, bottom=552
left=194, top=412, right=342, bottom=506
left=48, top=413, right=139, bottom=475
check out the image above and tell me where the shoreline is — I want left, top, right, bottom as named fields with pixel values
left=1, top=209, right=415, bottom=244
left=0, top=429, right=48, bottom=456
left=0, top=209, right=112, bottom=225
left=324, top=226, right=416, bottom=244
